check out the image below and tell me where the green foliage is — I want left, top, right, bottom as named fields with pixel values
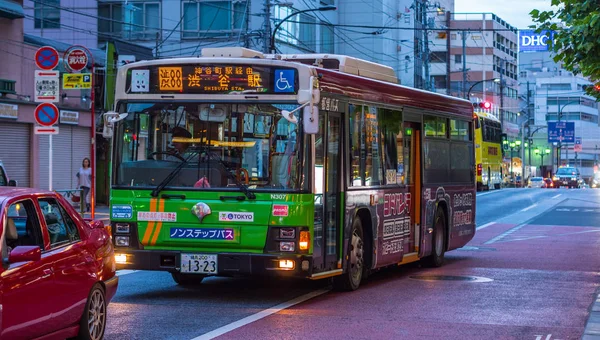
left=530, top=0, right=600, bottom=100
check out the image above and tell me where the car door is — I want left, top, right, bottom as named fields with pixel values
left=0, top=199, right=55, bottom=340
left=38, top=197, right=93, bottom=332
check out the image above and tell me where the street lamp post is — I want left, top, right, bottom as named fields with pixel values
left=466, top=78, right=501, bottom=100
left=555, top=100, right=580, bottom=169
left=509, top=140, right=521, bottom=186
left=269, top=6, right=337, bottom=54
left=535, top=147, right=552, bottom=176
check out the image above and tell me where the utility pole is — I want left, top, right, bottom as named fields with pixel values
left=462, top=31, right=467, bottom=98
left=263, top=0, right=272, bottom=53
left=526, top=81, right=531, bottom=177
left=499, top=58, right=505, bottom=131
left=422, top=0, right=430, bottom=91
left=155, top=32, right=160, bottom=59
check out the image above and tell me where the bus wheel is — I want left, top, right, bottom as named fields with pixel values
left=423, top=209, right=446, bottom=267
left=333, top=218, right=364, bottom=291
left=171, top=272, right=205, bottom=286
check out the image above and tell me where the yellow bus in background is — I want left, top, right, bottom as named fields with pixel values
left=474, top=111, right=503, bottom=191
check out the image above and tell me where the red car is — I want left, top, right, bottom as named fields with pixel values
left=0, top=188, right=118, bottom=340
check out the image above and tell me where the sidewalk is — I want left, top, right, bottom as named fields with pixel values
left=81, top=205, right=110, bottom=223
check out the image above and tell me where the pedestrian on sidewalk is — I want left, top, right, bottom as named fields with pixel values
left=76, top=158, right=92, bottom=212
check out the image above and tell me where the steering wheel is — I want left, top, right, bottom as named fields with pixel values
left=236, top=168, right=249, bottom=185
left=149, top=151, right=185, bottom=161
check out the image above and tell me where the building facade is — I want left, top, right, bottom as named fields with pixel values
left=23, top=0, right=98, bottom=49
left=437, top=12, right=520, bottom=138
left=0, top=0, right=98, bottom=192
left=519, top=49, right=600, bottom=180
left=96, top=0, right=337, bottom=58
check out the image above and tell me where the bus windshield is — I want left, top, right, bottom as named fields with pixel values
left=113, top=102, right=303, bottom=191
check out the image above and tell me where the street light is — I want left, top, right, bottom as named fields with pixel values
left=467, top=78, right=501, bottom=99
left=270, top=6, right=337, bottom=53
left=509, top=140, right=521, bottom=186
left=535, top=147, right=552, bottom=170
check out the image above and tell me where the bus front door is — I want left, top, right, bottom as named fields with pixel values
left=313, top=112, right=342, bottom=273
left=404, top=121, right=422, bottom=255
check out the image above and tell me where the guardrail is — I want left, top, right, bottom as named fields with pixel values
left=54, top=188, right=85, bottom=217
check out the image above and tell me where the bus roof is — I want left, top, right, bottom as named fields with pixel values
left=316, top=68, right=473, bottom=118
left=475, top=111, right=501, bottom=122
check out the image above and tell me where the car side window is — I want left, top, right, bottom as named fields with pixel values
left=38, top=198, right=80, bottom=248
left=5, top=200, right=44, bottom=251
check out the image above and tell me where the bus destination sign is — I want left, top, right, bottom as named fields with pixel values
left=126, top=64, right=297, bottom=95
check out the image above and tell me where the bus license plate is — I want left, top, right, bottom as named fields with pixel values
left=181, top=254, right=217, bottom=274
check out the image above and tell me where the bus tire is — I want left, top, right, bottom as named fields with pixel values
left=171, top=272, right=205, bottom=286
left=423, top=209, right=446, bottom=268
left=333, top=218, right=365, bottom=291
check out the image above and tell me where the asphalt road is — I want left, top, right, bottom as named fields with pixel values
left=105, top=188, right=600, bottom=340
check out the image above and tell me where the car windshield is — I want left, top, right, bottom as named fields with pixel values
left=556, top=167, right=578, bottom=176
left=113, top=102, right=304, bottom=191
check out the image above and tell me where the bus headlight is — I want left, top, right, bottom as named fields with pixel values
left=115, top=236, right=130, bottom=247
left=116, top=223, right=130, bottom=233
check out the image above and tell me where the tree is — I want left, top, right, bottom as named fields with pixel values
left=530, top=1, right=600, bottom=100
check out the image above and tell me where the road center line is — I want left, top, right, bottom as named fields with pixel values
left=191, top=288, right=330, bottom=340
left=552, top=194, right=562, bottom=199
left=476, top=221, right=496, bottom=230
left=521, top=204, right=538, bottom=212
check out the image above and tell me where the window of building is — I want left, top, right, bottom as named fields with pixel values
left=99, top=2, right=161, bottom=40
left=432, top=75, right=447, bottom=90
left=455, top=54, right=462, bottom=64
left=273, top=6, right=316, bottom=52
left=182, top=1, right=247, bottom=38
left=320, top=23, right=334, bottom=53
left=34, top=0, right=60, bottom=29
left=430, top=51, right=447, bottom=63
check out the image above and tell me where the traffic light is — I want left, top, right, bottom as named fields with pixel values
left=472, top=101, right=492, bottom=110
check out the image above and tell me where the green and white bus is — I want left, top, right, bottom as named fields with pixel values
left=104, top=47, right=476, bottom=290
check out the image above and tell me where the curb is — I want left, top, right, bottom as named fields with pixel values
left=583, top=287, right=600, bottom=339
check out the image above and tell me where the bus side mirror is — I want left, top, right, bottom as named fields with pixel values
left=102, top=111, right=129, bottom=138
left=303, top=106, right=319, bottom=134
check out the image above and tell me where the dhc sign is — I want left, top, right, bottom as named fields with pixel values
left=519, top=30, right=554, bottom=52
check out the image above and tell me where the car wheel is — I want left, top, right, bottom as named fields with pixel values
left=333, top=218, right=365, bottom=291
left=171, top=272, right=205, bottom=285
left=77, top=283, right=106, bottom=340
left=422, top=209, right=446, bottom=268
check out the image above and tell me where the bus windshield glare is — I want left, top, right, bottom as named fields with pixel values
left=113, top=101, right=303, bottom=191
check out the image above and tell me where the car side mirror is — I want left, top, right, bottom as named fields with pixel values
left=8, top=180, right=16, bottom=186
left=9, top=246, right=41, bottom=263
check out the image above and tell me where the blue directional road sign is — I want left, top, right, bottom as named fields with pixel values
left=547, top=121, right=575, bottom=143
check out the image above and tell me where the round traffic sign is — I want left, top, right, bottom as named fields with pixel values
left=65, top=48, right=88, bottom=72
left=35, top=46, right=59, bottom=70
left=34, top=103, right=59, bottom=127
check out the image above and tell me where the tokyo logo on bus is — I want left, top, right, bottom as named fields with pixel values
left=125, top=64, right=298, bottom=95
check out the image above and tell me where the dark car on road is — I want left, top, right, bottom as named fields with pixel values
left=552, top=166, right=582, bottom=188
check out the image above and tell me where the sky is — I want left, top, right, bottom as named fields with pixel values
left=455, top=0, right=556, bottom=29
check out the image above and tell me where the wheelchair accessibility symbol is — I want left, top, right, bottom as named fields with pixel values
left=274, top=69, right=295, bottom=93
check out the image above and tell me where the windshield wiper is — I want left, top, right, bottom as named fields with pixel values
left=203, top=149, right=256, bottom=200
left=150, top=152, right=198, bottom=197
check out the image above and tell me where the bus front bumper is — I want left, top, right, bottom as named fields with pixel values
left=113, top=249, right=313, bottom=277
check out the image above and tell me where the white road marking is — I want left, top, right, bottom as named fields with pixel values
left=552, top=194, right=562, bottom=199
left=476, top=190, right=502, bottom=197
left=116, top=270, right=137, bottom=276
left=191, top=288, right=330, bottom=340
left=521, top=204, right=538, bottom=212
left=476, top=221, right=496, bottom=230
left=484, top=223, right=527, bottom=244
